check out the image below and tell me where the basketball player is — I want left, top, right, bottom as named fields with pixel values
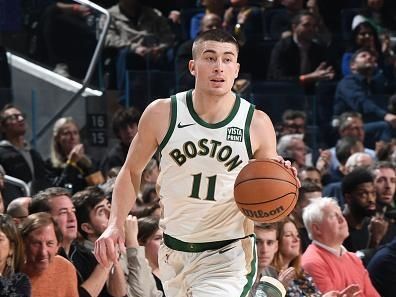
left=95, top=29, right=297, bottom=296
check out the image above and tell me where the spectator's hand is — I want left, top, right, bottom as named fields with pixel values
left=323, top=284, right=361, bottom=297
left=124, top=215, right=139, bottom=248
left=316, top=149, right=331, bottom=174
left=278, top=267, right=296, bottom=288
left=135, top=46, right=149, bottom=57
left=384, top=113, right=396, bottom=127
left=311, top=62, right=335, bottom=81
left=168, top=10, right=180, bottom=24
left=68, top=144, right=85, bottom=163
left=95, top=224, right=125, bottom=267
left=339, top=284, right=361, bottom=297
left=368, top=212, right=389, bottom=247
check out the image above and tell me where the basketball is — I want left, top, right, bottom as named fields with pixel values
left=234, top=159, right=299, bottom=223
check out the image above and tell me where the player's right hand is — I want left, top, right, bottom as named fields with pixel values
left=94, top=224, right=125, bottom=267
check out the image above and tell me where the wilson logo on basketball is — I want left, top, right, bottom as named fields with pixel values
left=241, top=206, right=284, bottom=219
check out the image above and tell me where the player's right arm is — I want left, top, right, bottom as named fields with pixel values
left=95, top=99, right=171, bottom=267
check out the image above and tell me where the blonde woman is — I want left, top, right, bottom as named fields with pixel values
left=49, top=117, right=103, bottom=193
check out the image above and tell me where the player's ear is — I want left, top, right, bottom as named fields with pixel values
left=235, top=62, right=240, bottom=78
left=189, top=60, right=196, bottom=76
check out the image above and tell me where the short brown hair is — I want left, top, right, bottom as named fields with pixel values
left=192, top=28, right=239, bottom=59
left=20, top=212, right=63, bottom=244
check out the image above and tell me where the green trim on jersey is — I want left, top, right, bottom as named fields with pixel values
left=186, top=89, right=241, bottom=129
left=244, top=104, right=255, bottom=159
left=164, top=234, right=239, bottom=252
left=158, top=95, right=177, bottom=152
left=241, top=234, right=257, bottom=297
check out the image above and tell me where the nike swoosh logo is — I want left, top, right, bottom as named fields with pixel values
left=219, top=246, right=236, bottom=254
left=177, top=122, right=195, bottom=128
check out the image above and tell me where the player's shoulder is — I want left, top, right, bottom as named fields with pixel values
left=251, top=108, right=273, bottom=128
left=142, top=98, right=171, bottom=119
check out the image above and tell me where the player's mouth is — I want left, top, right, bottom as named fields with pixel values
left=210, top=78, right=225, bottom=83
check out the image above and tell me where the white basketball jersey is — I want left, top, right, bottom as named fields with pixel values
left=158, top=90, right=255, bottom=243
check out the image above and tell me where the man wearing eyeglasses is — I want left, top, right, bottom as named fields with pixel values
left=0, top=104, right=51, bottom=204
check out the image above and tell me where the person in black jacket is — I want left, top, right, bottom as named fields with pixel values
left=0, top=104, right=51, bottom=204
left=267, top=11, right=334, bottom=90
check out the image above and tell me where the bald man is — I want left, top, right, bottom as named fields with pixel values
left=6, top=197, right=31, bottom=225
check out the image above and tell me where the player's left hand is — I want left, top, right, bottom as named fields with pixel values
left=273, top=155, right=301, bottom=188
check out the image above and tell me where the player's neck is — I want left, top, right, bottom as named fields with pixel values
left=191, top=90, right=236, bottom=124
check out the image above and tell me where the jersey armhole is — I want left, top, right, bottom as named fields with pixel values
left=244, top=104, right=255, bottom=159
left=158, top=95, right=177, bottom=153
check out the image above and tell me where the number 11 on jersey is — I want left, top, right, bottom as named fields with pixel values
left=190, top=173, right=217, bottom=201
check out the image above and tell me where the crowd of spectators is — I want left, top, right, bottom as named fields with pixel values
left=0, top=0, right=396, bottom=296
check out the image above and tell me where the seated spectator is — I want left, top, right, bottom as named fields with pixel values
left=101, top=107, right=141, bottom=176
left=104, top=0, right=175, bottom=87
left=302, top=197, right=380, bottom=296
left=298, top=166, right=322, bottom=187
left=6, top=197, right=31, bottom=226
left=277, top=134, right=311, bottom=170
left=21, top=212, right=79, bottom=297
left=342, top=20, right=396, bottom=83
left=272, top=218, right=322, bottom=296
left=324, top=150, right=374, bottom=208
left=29, top=187, right=116, bottom=297
left=372, top=161, right=396, bottom=211
left=249, top=222, right=290, bottom=297
left=334, top=49, right=396, bottom=147
left=0, top=214, right=31, bottom=297
left=49, top=117, right=104, bottom=194
left=326, top=112, right=376, bottom=178
left=344, top=152, right=374, bottom=172
left=290, top=180, right=322, bottom=251
left=278, top=109, right=306, bottom=137
left=137, top=216, right=165, bottom=295
left=367, top=236, right=396, bottom=297
left=352, top=0, right=396, bottom=35
left=189, top=0, right=226, bottom=40
left=0, top=104, right=51, bottom=201
left=72, top=186, right=162, bottom=296
left=267, top=11, right=335, bottom=91
left=341, top=168, right=388, bottom=254
left=324, top=135, right=365, bottom=184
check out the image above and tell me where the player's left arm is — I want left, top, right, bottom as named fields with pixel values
left=250, top=109, right=300, bottom=184
left=250, top=109, right=278, bottom=160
